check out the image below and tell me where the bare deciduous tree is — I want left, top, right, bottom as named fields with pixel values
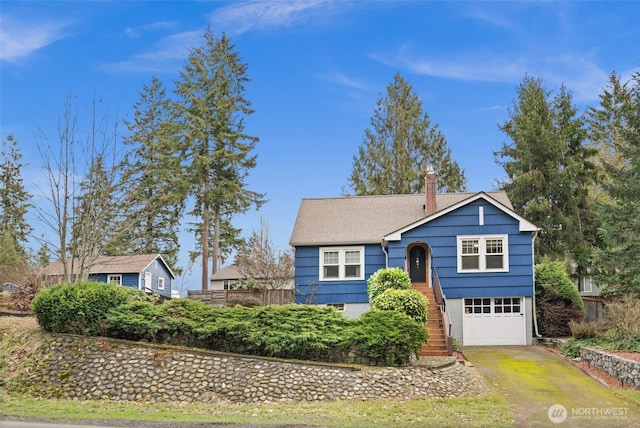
left=234, top=218, right=293, bottom=290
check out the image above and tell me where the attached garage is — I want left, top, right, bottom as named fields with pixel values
left=462, top=297, right=526, bottom=346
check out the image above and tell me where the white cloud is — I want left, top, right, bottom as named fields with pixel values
left=0, top=14, right=73, bottom=62
left=208, top=0, right=337, bottom=35
left=123, top=21, right=177, bottom=39
left=370, top=42, right=628, bottom=103
left=100, top=30, right=202, bottom=74
left=320, top=70, right=369, bottom=92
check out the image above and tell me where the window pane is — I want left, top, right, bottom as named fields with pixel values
left=486, top=254, right=504, bottom=269
left=462, top=255, right=479, bottom=270
left=462, top=240, right=479, bottom=255
left=465, top=298, right=472, bottom=306
left=482, top=306, right=490, bottom=314
left=324, top=265, right=339, bottom=278
left=344, top=250, right=360, bottom=264
left=486, top=239, right=503, bottom=254
left=345, top=265, right=360, bottom=278
left=323, top=251, right=339, bottom=264
left=513, top=306, right=520, bottom=313
left=495, top=306, right=503, bottom=314
left=482, top=299, right=490, bottom=306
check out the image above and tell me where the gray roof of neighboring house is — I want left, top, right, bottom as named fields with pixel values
left=289, top=191, right=514, bottom=246
left=42, top=254, right=176, bottom=279
left=210, top=265, right=246, bottom=281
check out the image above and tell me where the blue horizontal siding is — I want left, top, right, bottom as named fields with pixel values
left=294, top=244, right=385, bottom=304
left=294, top=197, right=535, bottom=304
left=389, top=200, right=534, bottom=299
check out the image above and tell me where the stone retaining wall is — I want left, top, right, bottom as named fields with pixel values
left=581, top=347, right=640, bottom=388
left=24, top=334, right=488, bottom=403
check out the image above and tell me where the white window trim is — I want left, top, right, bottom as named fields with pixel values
left=457, top=235, right=509, bottom=273
left=158, top=277, right=165, bottom=290
left=108, top=274, right=122, bottom=285
left=319, top=246, right=365, bottom=281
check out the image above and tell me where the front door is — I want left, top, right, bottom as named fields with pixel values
left=409, top=245, right=427, bottom=283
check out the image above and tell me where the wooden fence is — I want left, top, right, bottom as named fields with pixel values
left=582, top=296, right=611, bottom=323
left=187, top=289, right=294, bottom=307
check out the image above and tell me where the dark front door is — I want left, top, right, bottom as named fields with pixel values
left=409, top=246, right=427, bottom=283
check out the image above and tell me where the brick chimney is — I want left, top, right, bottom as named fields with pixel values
left=425, top=166, right=437, bottom=215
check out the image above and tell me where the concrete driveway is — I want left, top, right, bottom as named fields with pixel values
left=463, top=346, right=640, bottom=427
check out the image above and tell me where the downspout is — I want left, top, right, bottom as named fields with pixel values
left=381, top=239, right=389, bottom=268
left=531, top=230, right=542, bottom=338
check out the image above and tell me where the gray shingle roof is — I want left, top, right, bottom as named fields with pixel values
left=289, top=191, right=513, bottom=246
left=43, top=254, right=176, bottom=279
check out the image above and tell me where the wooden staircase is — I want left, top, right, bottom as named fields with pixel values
left=412, top=282, right=452, bottom=357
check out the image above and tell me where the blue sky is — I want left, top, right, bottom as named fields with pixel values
left=1, top=1, right=639, bottom=293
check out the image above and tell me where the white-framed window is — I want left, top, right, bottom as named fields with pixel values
left=464, top=298, right=491, bottom=314
left=494, top=297, right=521, bottom=314
left=158, top=277, right=165, bottom=290
left=457, top=235, right=509, bottom=273
left=108, top=274, right=122, bottom=285
left=326, top=303, right=345, bottom=312
left=319, top=247, right=364, bottom=281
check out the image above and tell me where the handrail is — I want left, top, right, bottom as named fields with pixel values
left=432, top=266, right=453, bottom=354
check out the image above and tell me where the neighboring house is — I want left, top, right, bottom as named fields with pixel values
left=210, top=265, right=244, bottom=290
left=290, top=171, right=539, bottom=347
left=574, top=276, right=605, bottom=297
left=42, top=254, right=176, bottom=299
left=210, top=265, right=294, bottom=290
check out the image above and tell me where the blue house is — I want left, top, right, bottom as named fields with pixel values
left=290, top=171, right=538, bottom=349
left=43, top=254, right=176, bottom=299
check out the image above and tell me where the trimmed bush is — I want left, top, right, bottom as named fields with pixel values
left=31, top=281, right=145, bottom=335
left=370, top=288, right=428, bottom=325
left=535, top=261, right=584, bottom=337
left=367, top=267, right=411, bottom=301
left=104, top=298, right=426, bottom=366
left=345, top=310, right=427, bottom=366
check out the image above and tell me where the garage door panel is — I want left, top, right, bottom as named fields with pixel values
left=463, top=297, right=525, bottom=346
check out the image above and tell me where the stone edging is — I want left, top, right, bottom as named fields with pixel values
left=581, top=347, right=640, bottom=388
left=23, top=334, right=488, bottom=403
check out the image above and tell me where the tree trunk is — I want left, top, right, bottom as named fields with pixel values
left=201, top=183, right=209, bottom=291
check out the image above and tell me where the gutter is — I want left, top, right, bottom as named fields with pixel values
left=381, top=239, right=389, bottom=268
left=531, top=230, right=542, bottom=338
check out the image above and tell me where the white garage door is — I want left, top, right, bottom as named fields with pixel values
left=463, top=297, right=525, bottom=346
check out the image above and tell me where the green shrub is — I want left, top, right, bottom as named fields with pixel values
left=367, top=267, right=411, bottom=302
left=345, top=310, right=427, bottom=366
left=370, top=288, right=428, bottom=324
left=31, top=281, right=142, bottom=335
left=535, top=261, right=584, bottom=336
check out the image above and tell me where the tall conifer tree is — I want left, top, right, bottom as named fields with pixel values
left=591, top=73, right=640, bottom=296
left=114, top=77, right=184, bottom=273
left=348, top=73, right=466, bottom=195
left=0, top=134, right=32, bottom=246
left=173, top=29, right=264, bottom=290
left=495, top=76, right=596, bottom=263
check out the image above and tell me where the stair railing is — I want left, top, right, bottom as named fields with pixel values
left=432, top=266, right=453, bottom=355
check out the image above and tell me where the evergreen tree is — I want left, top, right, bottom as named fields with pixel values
left=348, top=73, right=466, bottom=195
left=0, top=134, right=32, bottom=246
left=495, top=76, right=596, bottom=262
left=586, top=72, right=633, bottom=192
left=0, top=228, right=28, bottom=284
left=592, top=73, right=640, bottom=296
left=173, top=29, right=265, bottom=290
left=113, top=76, right=185, bottom=273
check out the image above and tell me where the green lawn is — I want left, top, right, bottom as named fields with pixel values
left=0, top=390, right=515, bottom=427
